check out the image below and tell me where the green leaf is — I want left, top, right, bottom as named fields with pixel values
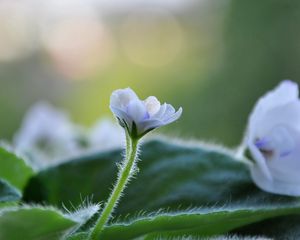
left=0, top=179, right=21, bottom=203
left=143, top=235, right=267, bottom=240
left=66, top=232, right=89, bottom=240
left=65, top=202, right=100, bottom=233
left=231, top=214, right=300, bottom=239
left=67, top=233, right=263, bottom=240
left=23, top=138, right=300, bottom=238
left=0, top=147, right=34, bottom=191
left=24, top=139, right=299, bottom=213
left=0, top=202, right=18, bottom=209
left=98, top=204, right=300, bottom=239
left=0, top=206, right=76, bottom=240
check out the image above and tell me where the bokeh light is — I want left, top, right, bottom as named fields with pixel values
left=42, top=17, right=115, bottom=80
left=120, top=8, right=184, bottom=67
left=0, top=1, right=35, bottom=62
left=39, top=0, right=115, bottom=80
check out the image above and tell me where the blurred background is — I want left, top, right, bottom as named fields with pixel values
left=1, top=0, right=300, bottom=147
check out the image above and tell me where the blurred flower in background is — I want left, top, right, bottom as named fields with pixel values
left=13, top=102, right=123, bottom=169
left=13, top=102, right=80, bottom=169
left=89, top=118, right=124, bottom=152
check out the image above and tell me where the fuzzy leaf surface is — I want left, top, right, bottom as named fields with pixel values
left=0, top=147, right=34, bottom=191
left=0, top=207, right=76, bottom=240
left=23, top=139, right=300, bottom=238
left=0, top=179, right=21, bottom=203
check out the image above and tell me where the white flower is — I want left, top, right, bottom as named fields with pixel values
left=110, top=88, right=182, bottom=138
left=89, top=118, right=124, bottom=152
left=13, top=102, right=80, bottom=168
left=245, top=80, right=300, bottom=196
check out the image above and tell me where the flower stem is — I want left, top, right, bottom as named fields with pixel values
left=89, top=136, right=139, bottom=240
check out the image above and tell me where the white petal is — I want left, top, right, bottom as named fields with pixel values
left=110, top=106, right=133, bottom=129
left=248, top=140, right=272, bottom=180
left=251, top=165, right=300, bottom=196
left=266, top=128, right=300, bottom=181
left=163, top=107, right=183, bottom=124
left=164, top=104, right=176, bottom=117
left=138, top=119, right=164, bottom=134
left=126, top=100, right=148, bottom=123
left=138, top=108, right=182, bottom=134
left=144, top=96, right=161, bottom=117
left=152, top=103, right=167, bottom=119
left=110, top=88, right=139, bottom=110
left=151, top=103, right=182, bottom=124
left=254, top=101, right=300, bottom=137
left=249, top=80, right=298, bottom=134
left=255, top=80, right=298, bottom=113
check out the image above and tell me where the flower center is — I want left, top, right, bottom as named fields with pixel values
left=255, top=125, right=295, bottom=160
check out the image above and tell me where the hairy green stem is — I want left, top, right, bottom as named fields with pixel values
left=125, top=131, right=131, bottom=155
left=89, top=136, right=139, bottom=240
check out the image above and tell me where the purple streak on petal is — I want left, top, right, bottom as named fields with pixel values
left=280, top=150, right=292, bottom=158
left=255, top=138, right=269, bottom=149
left=143, top=112, right=150, bottom=120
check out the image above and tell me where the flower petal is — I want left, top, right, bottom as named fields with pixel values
left=152, top=103, right=167, bottom=119
left=249, top=80, right=298, bottom=134
left=110, top=106, right=132, bottom=128
left=138, top=119, right=164, bottom=134
left=266, top=128, right=300, bottom=181
left=163, top=107, right=183, bottom=124
left=248, top=140, right=272, bottom=181
left=110, top=88, right=139, bottom=111
left=163, top=104, right=176, bottom=117
left=254, top=101, right=300, bottom=137
left=144, top=96, right=161, bottom=117
left=127, top=100, right=148, bottom=123
left=250, top=166, right=300, bottom=196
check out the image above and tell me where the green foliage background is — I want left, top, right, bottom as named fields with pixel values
left=1, top=0, right=300, bottom=146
